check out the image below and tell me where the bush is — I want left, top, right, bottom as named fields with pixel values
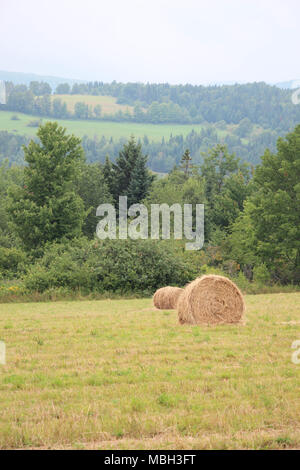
left=253, top=263, right=271, bottom=285
left=0, top=247, right=28, bottom=279
left=26, top=119, right=42, bottom=127
left=23, top=238, right=193, bottom=294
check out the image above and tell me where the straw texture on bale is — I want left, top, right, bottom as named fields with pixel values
left=153, top=286, right=184, bottom=310
left=177, top=275, right=245, bottom=325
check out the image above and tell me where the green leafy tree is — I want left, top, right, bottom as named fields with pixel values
left=74, top=102, right=89, bottom=119
left=7, top=122, right=85, bottom=251
left=52, top=98, right=69, bottom=118
left=77, top=163, right=113, bottom=238
left=248, top=125, right=300, bottom=282
left=55, top=83, right=71, bottom=94
left=201, top=144, right=250, bottom=237
left=94, top=104, right=102, bottom=118
left=228, top=125, right=300, bottom=283
left=201, top=145, right=240, bottom=203
left=29, top=81, right=51, bottom=96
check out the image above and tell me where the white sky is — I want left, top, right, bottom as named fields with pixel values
left=1, top=0, right=299, bottom=84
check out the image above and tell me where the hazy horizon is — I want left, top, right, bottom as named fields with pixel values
left=1, top=0, right=300, bottom=85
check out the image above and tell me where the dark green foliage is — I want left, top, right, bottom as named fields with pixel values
left=201, top=145, right=251, bottom=237
left=179, top=149, right=193, bottom=178
left=127, top=153, right=154, bottom=206
left=102, top=155, right=114, bottom=191
left=52, top=98, right=69, bottom=118
left=55, top=83, right=71, bottom=94
left=57, top=81, right=300, bottom=131
left=228, top=125, right=300, bottom=283
left=111, top=137, right=153, bottom=204
left=4, top=81, right=300, bottom=132
left=0, top=132, right=28, bottom=165
left=0, top=125, right=280, bottom=173
left=23, top=238, right=192, bottom=293
left=29, top=81, right=51, bottom=96
left=0, top=246, right=27, bottom=279
left=77, top=163, right=113, bottom=238
left=74, top=102, right=89, bottom=119
left=7, top=122, right=85, bottom=251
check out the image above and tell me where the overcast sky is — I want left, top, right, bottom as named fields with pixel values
left=1, top=0, right=299, bottom=84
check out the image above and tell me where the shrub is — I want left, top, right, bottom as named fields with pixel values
left=0, top=247, right=28, bottom=279
left=23, top=238, right=192, bottom=294
left=26, top=120, right=42, bottom=127
left=253, top=263, right=271, bottom=285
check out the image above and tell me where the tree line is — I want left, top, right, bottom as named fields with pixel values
left=0, top=122, right=299, bottom=295
left=0, top=125, right=279, bottom=173
left=2, top=80, right=300, bottom=131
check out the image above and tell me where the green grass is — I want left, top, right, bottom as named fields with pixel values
left=0, top=293, right=300, bottom=449
left=0, top=110, right=206, bottom=141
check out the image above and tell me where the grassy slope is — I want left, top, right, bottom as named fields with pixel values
left=51, top=94, right=134, bottom=115
left=0, top=293, right=299, bottom=449
left=0, top=110, right=205, bottom=141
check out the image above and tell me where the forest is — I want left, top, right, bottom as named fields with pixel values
left=1, top=80, right=299, bottom=131
left=0, top=121, right=299, bottom=302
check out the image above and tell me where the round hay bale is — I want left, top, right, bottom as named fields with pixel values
left=153, top=286, right=184, bottom=310
left=177, top=275, right=245, bottom=325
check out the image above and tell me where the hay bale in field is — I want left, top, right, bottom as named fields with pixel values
left=153, top=286, right=184, bottom=310
left=177, top=275, right=245, bottom=325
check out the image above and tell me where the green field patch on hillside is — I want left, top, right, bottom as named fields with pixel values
left=0, top=111, right=207, bottom=141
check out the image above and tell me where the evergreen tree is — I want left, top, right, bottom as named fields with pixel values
left=7, top=122, right=85, bottom=251
left=179, top=149, right=193, bottom=178
left=112, top=136, right=152, bottom=203
left=127, top=153, right=154, bottom=206
left=102, top=155, right=114, bottom=194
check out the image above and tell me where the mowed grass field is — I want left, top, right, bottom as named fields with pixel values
left=0, top=110, right=205, bottom=141
left=0, top=293, right=299, bottom=450
left=51, top=94, right=134, bottom=115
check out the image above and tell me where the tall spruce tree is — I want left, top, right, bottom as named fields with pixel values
left=102, top=155, right=114, bottom=195
left=179, top=149, right=193, bottom=178
left=111, top=136, right=153, bottom=203
left=127, top=153, right=154, bottom=206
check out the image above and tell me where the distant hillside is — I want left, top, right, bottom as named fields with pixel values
left=276, top=79, right=300, bottom=90
left=52, top=94, right=134, bottom=116
left=0, top=70, right=87, bottom=90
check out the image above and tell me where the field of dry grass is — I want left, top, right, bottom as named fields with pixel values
left=0, top=293, right=299, bottom=449
left=51, top=94, right=134, bottom=116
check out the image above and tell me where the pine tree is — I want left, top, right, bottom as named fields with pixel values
left=112, top=136, right=153, bottom=203
left=127, top=153, right=154, bottom=206
left=102, top=155, right=114, bottom=195
left=179, top=149, right=193, bottom=178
